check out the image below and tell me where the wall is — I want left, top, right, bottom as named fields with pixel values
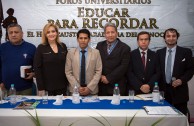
left=188, top=75, right=194, bottom=122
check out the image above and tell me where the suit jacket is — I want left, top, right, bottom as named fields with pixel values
left=128, top=48, right=160, bottom=94
left=157, top=46, right=194, bottom=104
left=65, top=47, right=102, bottom=95
left=96, top=38, right=131, bottom=96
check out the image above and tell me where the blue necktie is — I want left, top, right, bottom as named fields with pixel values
left=166, top=49, right=172, bottom=84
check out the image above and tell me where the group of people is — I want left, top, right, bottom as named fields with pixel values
left=0, top=22, right=194, bottom=116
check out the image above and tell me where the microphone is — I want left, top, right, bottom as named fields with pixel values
left=171, top=77, right=176, bottom=84
left=171, top=77, right=176, bottom=88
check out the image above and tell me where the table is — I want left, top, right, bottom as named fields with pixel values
left=0, top=96, right=189, bottom=126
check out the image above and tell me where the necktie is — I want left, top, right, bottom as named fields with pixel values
left=166, top=49, right=172, bottom=84
left=141, top=51, right=146, bottom=69
left=107, top=43, right=111, bottom=55
left=80, top=50, right=86, bottom=87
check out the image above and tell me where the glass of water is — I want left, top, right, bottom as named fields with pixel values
left=42, top=91, right=48, bottom=104
left=128, top=90, right=135, bottom=103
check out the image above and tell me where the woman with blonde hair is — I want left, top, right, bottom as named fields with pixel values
left=34, top=23, right=68, bottom=96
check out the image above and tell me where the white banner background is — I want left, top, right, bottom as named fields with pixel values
left=1, top=0, right=194, bottom=54
left=1, top=0, right=194, bottom=119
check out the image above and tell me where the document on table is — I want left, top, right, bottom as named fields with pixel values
left=136, top=94, right=153, bottom=100
left=143, top=106, right=179, bottom=115
left=136, top=93, right=163, bottom=101
left=82, top=96, right=100, bottom=103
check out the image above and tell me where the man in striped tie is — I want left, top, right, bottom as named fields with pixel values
left=96, top=23, right=131, bottom=96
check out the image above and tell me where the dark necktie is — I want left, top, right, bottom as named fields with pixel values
left=141, top=51, right=146, bottom=69
left=80, top=50, right=86, bottom=87
left=166, top=49, right=172, bottom=84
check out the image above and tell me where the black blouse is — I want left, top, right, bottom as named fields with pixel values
left=34, top=43, right=68, bottom=91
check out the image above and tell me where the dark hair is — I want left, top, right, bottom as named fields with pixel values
left=7, top=8, right=14, bottom=15
left=163, top=28, right=180, bottom=39
left=137, top=31, right=151, bottom=41
left=77, top=29, right=91, bottom=39
left=7, top=23, right=22, bottom=31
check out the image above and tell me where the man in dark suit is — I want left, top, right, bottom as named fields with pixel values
left=128, top=31, right=160, bottom=95
left=157, top=28, right=194, bottom=115
left=96, top=22, right=131, bottom=96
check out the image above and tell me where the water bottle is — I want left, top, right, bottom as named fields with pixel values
left=112, top=83, right=120, bottom=105
left=9, top=84, right=17, bottom=105
left=152, top=82, right=160, bottom=103
left=72, top=84, right=80, bottom=104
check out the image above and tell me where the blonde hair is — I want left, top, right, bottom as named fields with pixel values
left=41, top=23, right=60, bottom=45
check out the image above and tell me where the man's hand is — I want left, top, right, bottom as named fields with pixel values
left=101, top=75, right=109, bottom=84
left=79, top=87, right=90, bottom=96
left=0, top=83, right=6, bottom=90
left=140, top=84, right=150, bottom=93
left=38, top=90, right=45, bottom=96
left=25, top=72, right=35, bottom=80
left=172, top=79, right=182, bottom=88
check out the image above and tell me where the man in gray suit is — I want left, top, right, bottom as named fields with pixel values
left=65, top=29, right=102, bottom=96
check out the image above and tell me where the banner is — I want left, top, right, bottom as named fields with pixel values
left=1, top=0, right=194, bottom=54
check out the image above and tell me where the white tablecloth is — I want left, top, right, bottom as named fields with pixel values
left=0, top=96, right=189, bottom=126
